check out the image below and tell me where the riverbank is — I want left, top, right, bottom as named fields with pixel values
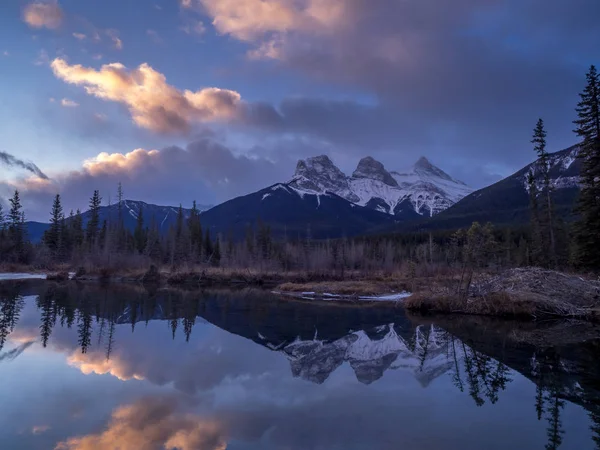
left=2, top=266, right=599, bottom=320
left=404, top=268, right=600, bottom=320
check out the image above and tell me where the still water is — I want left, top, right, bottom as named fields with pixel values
left=1, top=280, right=600, bottom=450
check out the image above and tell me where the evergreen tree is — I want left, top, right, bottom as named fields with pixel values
left=527, top=171, right=544, bottom=265
left=116, top=182, right=125, bottom=251
left=86, top=190, right=102, bottom=247
left=213, top=236, right=221, bottom=267
left=145, top=218, right=162, bottom=261
left=71, top=209, right=84, bottom=248
left=134, top=205, right=147, bottom=254
left=573, top=65, right=600, bottom=270
left=532, top=118, right=556, bottom=266
left=99, top=220, right=108, bottom=250
left=44, top=194, right=64, bottom=254
left=204, top=229, right=213, bottom=263
left=8, top=190, right=26, bottom=259
left=188, top=200, right=203, bottom=260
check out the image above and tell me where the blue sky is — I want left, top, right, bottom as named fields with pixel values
left=0, top=0, right=598, bottom=219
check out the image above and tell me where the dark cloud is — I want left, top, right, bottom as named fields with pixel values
left=0, top=151, right=49, bottom=180
left=201, top=0, right=599, bottom=184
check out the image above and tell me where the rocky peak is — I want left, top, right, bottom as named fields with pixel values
left=352, top=157, right=398, bottom=187
left=290, top=155, right=357, bottom=200
left=294, top=155, right=345, bottom=181
left=413, top=156, right=461, bottom=184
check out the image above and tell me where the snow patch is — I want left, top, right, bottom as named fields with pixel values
left=0, top=273, right=47, bottom=281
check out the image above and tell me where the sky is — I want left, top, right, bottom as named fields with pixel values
left=0, top=0, right=598, bottom=220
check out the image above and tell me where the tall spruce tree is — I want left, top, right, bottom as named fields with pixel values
left=188, top=200, right=203, bottom=260
left=573, top=65, right=600, bottom=270
left=71, top=209, right=84, bottom=248
left=44, top=194, right=64, bottom=254
left=134, top=204, right=147, bottom=254
left=204, top=229, right=213, bottom=263
left=8, top=190, right=25, bottom=258
left=532, top=118, right=556, bottom=266
left=527, top=171, right=544, bottom=265
left=86, top=190, right=102, bottom=247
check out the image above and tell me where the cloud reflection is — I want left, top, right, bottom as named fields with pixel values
left=54, top=397, right=227, bottom=450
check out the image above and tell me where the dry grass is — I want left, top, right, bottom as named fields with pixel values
left=276, top=280, right=409, bottom=296
left=405, top=268, right=600, bottom=319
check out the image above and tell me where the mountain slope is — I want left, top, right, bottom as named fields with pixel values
left=200, top=183, right=395, bottom=239
left=288, top=155, right=473, bottom=218
left=422, top=145, right=581, bottom=230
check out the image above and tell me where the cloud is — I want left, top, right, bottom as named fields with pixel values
left=199, top=0, right=346, bottom=41
left=195, top=0, right=599, bottom=182
left=67, top=352, right=145, bottom=381
left=105, top=29, right=123, bottom=50
left=61, top=98, right=79, bottom=107
left=0, top=151, right=49, bottom=180
left=2, top=51, right=9, bottom=57
left=23, top=1, right=64, bottom=30
left=72, top=32, right=86, bottom=40
left=50, top=58, right=242, bottom=134
left=181, top=19, right=206, bottom=36
left=31, top=425, right=51, bottom=435
left=54, top=397, right=227, bottom=450
left=7, top=138, right=290, bottom=220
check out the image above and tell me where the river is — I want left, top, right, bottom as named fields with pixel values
left=1, top=279, right=599, bottom=449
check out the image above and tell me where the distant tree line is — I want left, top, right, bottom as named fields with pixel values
left=0, top=65, right=598, bottom=274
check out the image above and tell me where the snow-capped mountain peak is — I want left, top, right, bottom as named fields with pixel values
left=352, top=156, right=399, bottom=187
left=289, top=155, right=359, bottom=203
left=413, top=156, right=465, bottom=185
left=287, top=155, right=473, bottom=218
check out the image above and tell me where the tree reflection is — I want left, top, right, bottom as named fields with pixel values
left=453, top=341, right=512, bottom=407
left=0, top=284, right=25, bottom=351
left=2, top=281, right=600, bottom=450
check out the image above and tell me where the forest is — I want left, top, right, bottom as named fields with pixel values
left=0, top=65, right=599, bottom=277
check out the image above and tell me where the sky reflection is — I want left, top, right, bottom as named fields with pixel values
left=0, top=282, right=598, bottom=449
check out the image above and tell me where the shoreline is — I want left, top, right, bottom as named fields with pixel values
left=1, top=267, right=599, bottom=322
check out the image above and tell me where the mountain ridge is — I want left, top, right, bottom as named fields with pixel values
left=288, top=154, right=473, bottom=217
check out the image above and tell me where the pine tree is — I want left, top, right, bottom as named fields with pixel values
left=116, top=182, right=125, bottom=251
left=204, top=229, right=213, bottom=263
left=188, top=200, right=203, bottom=261
left=71, top=209, right=84, bottom=248
left=86, top=190, right=102, bottom=247
left=134, top=205, right=146, bottom=254
left=44, top=194, right=64, bottom=254
left=8, top=190, right=25, bottom=258
left=527, top=171, right=544, bottom=266
left=573, top=65, right=600, bottom=270
left=532, top=118, right=556, bottom=266
left=145, top=218, right=162, bottom=261
left=213, top=236, right=221, bottom=267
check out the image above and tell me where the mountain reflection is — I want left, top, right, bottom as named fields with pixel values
left=1, top=280, right=600, bottom=450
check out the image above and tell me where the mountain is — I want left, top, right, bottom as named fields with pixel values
left=199, top=182, right=395, bottom=239
left=110, top=288, right=461, bottom=386
left=23, top=155, right=472, bottom=242
left=280, top=323, right=460, bottom=386
left=289, top=155, right=473, bottom=218
left=26, top=200, right=212, bottom=243
left=421, top=145, right=581, bottom=230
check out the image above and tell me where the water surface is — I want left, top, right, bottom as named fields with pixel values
left=1, top=280, right=599, bottom=449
